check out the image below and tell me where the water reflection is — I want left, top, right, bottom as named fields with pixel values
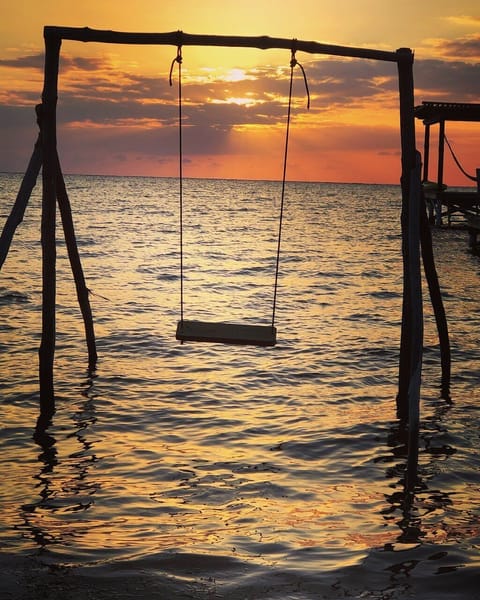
left=20, top=426, right=58, bottom=550
left=16, top=376, right=99, bottom=555
left=378, top=397, right=460, bottom=577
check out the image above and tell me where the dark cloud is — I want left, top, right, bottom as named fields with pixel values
left=431, top=34, right=480, bottom=60
left=305, top=59, right=396, bottom=86
left=56, top=95, right=177, bottom=126
left=0, top=53, right=105, bottom=72
left=0, top=104, right=38, bottom=129
left=414, top=58, right=480, bottom=100
left=301, top=122, right=401, bottom=153
left=63, top=56, right=107, bottom=71
left=55, top=113, right=231, bottom=162
left=0, top=54, right=44, bottom=69
left=0, top=105, right=41, bottom=171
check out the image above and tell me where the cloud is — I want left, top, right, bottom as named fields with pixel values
left=443, top=15, right=480, bottom=28
left=81, top=58, right=396, bottom=138
left=0, top=54, right=44, bottom=69
left=0, top=53, right=106, bottom=71
left=1, top=47, right=478, bottom=179
left=440, top=34, right=480, bottom=59
left=0, top=105, right=40, bottom=171
left=420, top=33, right=480, bottom=61
left=414, top=58, right=480, bottom=100
left=7, top=49, right=477, bottom=134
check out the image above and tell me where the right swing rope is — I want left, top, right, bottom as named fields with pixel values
left=271, top=46, right=310, bottom=330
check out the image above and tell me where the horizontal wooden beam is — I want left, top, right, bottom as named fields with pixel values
left=44, top=26, right=403, bottom=63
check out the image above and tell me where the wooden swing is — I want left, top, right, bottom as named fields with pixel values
left=173, top=47, right=306, bottom=346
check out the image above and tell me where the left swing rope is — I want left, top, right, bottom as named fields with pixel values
left=169, top=46, right=184, bottom=329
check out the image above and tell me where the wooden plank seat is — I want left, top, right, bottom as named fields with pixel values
left=176, top=320, right=277, bottom=346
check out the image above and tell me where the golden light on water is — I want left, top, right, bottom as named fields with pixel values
left=1, top=174, right=479, bottom=598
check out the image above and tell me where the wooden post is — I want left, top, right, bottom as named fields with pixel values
left=405, top=153, right=423, bottom=490
left=437, top=121, right=445, bottom=188
left=396, top=48, right=423, bottom=490
left=55, top=152, right=98, bottom=370
left=396, top=48, right=417, bottom=419
left=39, top=32, right=61, bottom=417
left=422, top=123, right=430, bottom=183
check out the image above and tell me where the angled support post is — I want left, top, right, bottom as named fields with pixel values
left=54, top=152, right=98, bottom=370
left=0, top=107, right=43, bottom=270
left=420, top=198, right=451, bottom=399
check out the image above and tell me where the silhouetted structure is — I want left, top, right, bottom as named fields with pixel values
left=415, top=101, right=480, bottom=226
left=0, top=27, right=452, bottom=489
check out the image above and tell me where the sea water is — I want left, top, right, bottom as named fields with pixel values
left=0, top=174, right=479, bottom=599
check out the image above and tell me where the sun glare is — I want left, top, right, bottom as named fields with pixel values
left=223, top=68, right=253, bottom=82
left=211, top=96, right=262, bottom=107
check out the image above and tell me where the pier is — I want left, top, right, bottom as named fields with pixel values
left=415, top=101, right=480, bottom=226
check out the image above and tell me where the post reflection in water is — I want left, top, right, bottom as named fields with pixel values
left=378, top=396, right=465, bottom=581
left=17, top=376, right=99, bottom=557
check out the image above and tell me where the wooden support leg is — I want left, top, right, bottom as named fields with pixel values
left=55, top=153, right=98, bottom=370
left=420, top=196, right=450, bottom=398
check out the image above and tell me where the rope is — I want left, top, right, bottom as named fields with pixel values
left=444, top=134, right=477, bottom=182
left=170, top=46, right=184, bottom=323
left=271, top=46, right=310, bottom=328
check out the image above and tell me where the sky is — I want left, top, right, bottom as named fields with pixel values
left=0, top=0, right=479, bottom=184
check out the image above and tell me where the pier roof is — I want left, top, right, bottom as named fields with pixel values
left=414, top=101, right=480, bottom=124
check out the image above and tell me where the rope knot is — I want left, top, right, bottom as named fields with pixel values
left=290, top=40, right=298, bottom=68
left=176, top=45, right=183, bottom=64
left=169, top=45, right=183, bottom=86
left=289, top=46, right=310, bottom=110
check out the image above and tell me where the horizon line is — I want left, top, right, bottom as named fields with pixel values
left=0, top=170, right=403, bottom=187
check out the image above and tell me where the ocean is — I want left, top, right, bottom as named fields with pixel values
left=0, top=173, right=479, bottom=599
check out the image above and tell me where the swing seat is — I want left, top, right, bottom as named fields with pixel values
left=176, top=320, right=277, bottom=347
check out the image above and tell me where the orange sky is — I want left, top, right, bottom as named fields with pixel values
left=0, top=1, right=479, bottom=184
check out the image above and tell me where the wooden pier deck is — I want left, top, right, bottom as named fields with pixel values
left=423, top=188, right=480, bottom=226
